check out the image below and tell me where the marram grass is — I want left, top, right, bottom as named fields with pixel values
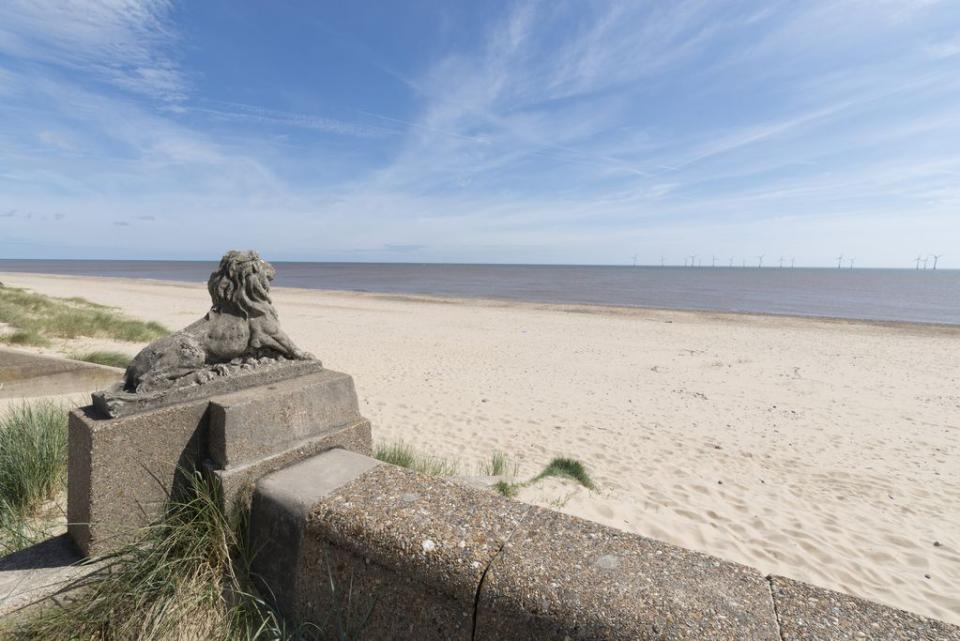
left=2, top=472, right=321, bottom=641
left=0, top=286, right=167, bottom=344
left=374, top=441, right=595, bottom=495
left=531, top=457, right=596, bottom=490
left=374, top=440, right=459, bottom=477
left=0, top=401, right=68, bottom=554
left=69, top=350, right=132, bottom=369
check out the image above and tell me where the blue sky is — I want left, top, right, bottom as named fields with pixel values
left=1, top=1, right=958, bottom=266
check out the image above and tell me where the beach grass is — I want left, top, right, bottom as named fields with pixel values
left=532, top=457, right=596, bottom=490
left=493, top=481, right=520, bottom=498
left=479, top=450, right=518, bottom=477
left=1, top=330, right=50, bottom=347
left=374, top=440, right=459, bottom=477
left=0, top=401, right=69, bottom=554
left=0, top=285, right=167, bottom=345
left=69, top=350, right=132, bottom=369
left=1, top=472, right=317, bottom=641
left=375, top=441, right=594, bottom=497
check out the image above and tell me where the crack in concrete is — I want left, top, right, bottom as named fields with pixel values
left=766, top=575, right=787, bottom=641
left=470, top=504, right=535, bottom=641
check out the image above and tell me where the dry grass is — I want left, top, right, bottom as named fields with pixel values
left=69, top=351, right=131, bottom=369
left=0, top=286, right=167, bottom=345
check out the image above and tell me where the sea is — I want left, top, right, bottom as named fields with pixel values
left=0, top=260, right=958, bottom=325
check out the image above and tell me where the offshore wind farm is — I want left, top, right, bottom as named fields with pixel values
left=1, top=258, right=958, bottom=325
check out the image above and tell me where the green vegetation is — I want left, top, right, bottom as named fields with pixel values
left=374, top=440, right=459, bottom=477
left=69, top=350, right=132, bottom=369
left=2, top=330, right=49, bottom=347
left=3, top=472, right=322, bottom=641
left=375, top=441, right=595, bottom=497
left=479, top=450, right=517, bottom=477
left=493, top=480, right=520, bottom=498
left=532, top=457, right=596, bottom=490
left=0, top=286, right=167, bottom=345
left=0, top=401, right=69, bottom=554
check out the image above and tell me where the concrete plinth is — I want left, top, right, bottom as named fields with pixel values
left=209, top=370, right=363, bottom=468
left=68, top=366, right=372, bottom=557
left=68, top=399, right=210, bottom=556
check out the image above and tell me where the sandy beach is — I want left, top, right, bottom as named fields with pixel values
left=2, top=271, right=958, bottom=625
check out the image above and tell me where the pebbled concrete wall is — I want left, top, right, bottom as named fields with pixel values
left=249, top=448, right=960, bottom=641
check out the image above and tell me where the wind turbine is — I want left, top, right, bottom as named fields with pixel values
left=690, top=255, right=698, bottom=268
left=915, top=255, right=922, bottom=270
left=922, top=257, right=929, bottom=270
left=836, top=253, right=844, bottom=269
left=778, top=257, right=784, bottom=269
left=849, top=257, right=855, bottom=270
left=711, top=255, right=717, bottom=268
left=932, top=254, right=942, bottom=270
left=632, top=254, right=638, bottom=267
left=757, top=255, right=764, bottom=268
left=790, top=257, right=795, bottom=268
left=729, top=257, right=734, bottom=267
left=660, top=256, right=665, bottom=267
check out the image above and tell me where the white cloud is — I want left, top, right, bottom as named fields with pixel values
left=0, top=0, right=185, bottom=102
left=37, top=129, right=76, bottom=151
left=925, top=35, right=960, bottom=58
left=188, top=101, right=386, bottom=138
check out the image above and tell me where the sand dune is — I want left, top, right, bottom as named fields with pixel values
left=2, top=271, right=958, bottom=625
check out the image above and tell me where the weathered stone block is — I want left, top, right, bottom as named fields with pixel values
left=250, top=452, right=532, bottom=640
left=770, top=575, right=960, bottom=641
left=208, top=418, right=372, bottom=512
left=475, top=507, right=781, bottom=641
left=250, top=449, right=381, bottom=619
left=68, top=400, right=210, bottom=557
left=208, top=369, right=362, bottom=468
left=69, top=367, right=372, bottom=557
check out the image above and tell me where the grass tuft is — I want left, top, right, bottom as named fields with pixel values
left=3, top=472, right=314, bottom=641
left=0, top=401, right=69, bottom=554
left=69, top=350, right=131, bottom=369
left=0, top=286, right=168, bottom=345
left=532, top=457, right=595, bottom=490
left=374, top=440, right=459, bottom=477
left=479, top=450, right=517, bottom=477
left=493, top=481, right=520, bottom=498
left=1, top=330, right=50, bottom=347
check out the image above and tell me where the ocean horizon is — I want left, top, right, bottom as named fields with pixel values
left=1, top=259, right=958, bottom=326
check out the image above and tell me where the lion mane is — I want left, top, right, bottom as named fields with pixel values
left=207, top=250, right=278, bottom=320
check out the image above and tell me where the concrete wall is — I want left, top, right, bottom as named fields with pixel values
left=250, top=449, right=960, bottom=641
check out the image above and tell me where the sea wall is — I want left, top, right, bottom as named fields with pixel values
left=249, top=448, right=960, bottom=641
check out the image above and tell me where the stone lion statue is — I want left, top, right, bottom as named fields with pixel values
left=124, top=250, right=313, bottom=392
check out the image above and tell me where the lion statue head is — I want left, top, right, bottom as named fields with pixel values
left=207, top=250, right=278, bottom=319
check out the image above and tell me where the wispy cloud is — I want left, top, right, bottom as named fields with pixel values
left=0, top=0, right=185, bottom=102
left=1, top=1, right=957, bottom=265
left=189, top=101, right=387, bottom=138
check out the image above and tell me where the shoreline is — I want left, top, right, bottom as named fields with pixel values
left=3, top=270, right=959, bottom=335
